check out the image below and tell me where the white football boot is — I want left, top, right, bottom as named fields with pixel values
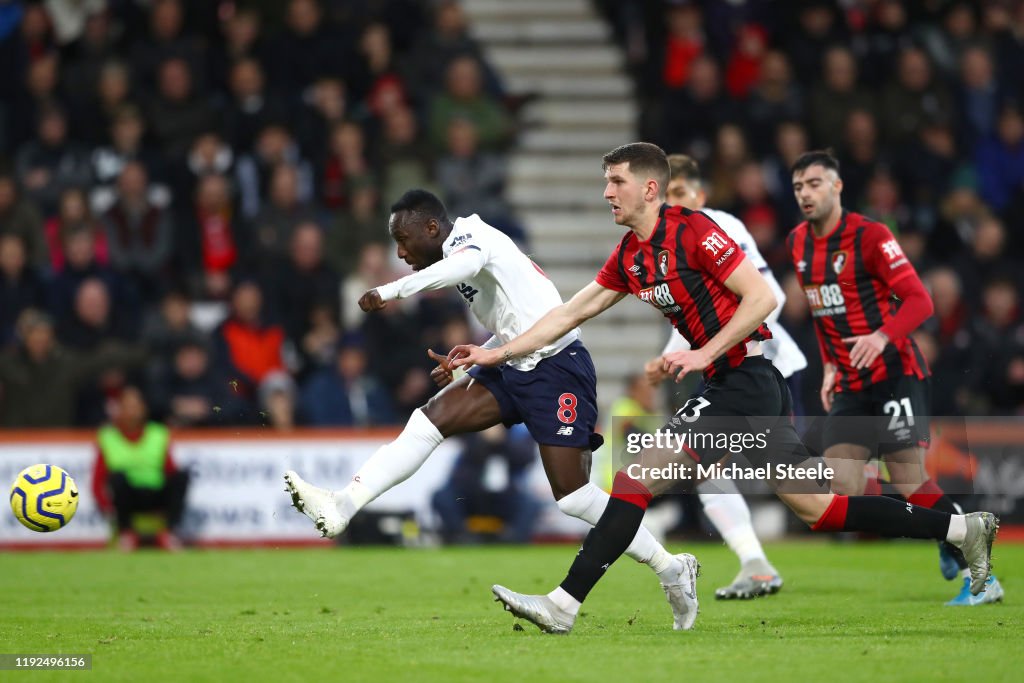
left=660, top=553, right=701, bottom=630
left=283, top=470, right=348, bottom=538
left=492, top=585, right=575, bottom=634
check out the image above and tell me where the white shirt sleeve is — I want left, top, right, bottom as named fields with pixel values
left=661, top=330, right=691, bottom=356
left=376, top=248, right=487, bottom=301
left=762, top=269, right=786, bottom=326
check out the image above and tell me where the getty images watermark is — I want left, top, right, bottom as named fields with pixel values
left=620, top=426, right=835, bottom=483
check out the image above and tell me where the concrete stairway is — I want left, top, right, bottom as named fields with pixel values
left=463, top=0, right=667, bottom=412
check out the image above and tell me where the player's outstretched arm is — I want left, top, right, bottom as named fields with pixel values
left=663, top=259, right=776, bottom=380
left=360, top=249, right=489, bottom=312
left=449, top=280, right=626, bottom=367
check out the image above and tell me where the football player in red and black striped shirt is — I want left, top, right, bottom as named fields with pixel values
left=788, top=150, right=1002, bottom=604
left=450, top=143, right=998, bottom=633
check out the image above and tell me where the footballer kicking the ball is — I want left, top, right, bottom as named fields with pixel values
left=284, top=189, right=700, bottom=630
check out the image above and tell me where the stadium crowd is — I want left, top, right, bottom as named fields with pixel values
left=0, top=0, right=519, bottom=429
left=1, top=0, right=1022, bottom=433
left=597, top=0, right=1024, bottom=416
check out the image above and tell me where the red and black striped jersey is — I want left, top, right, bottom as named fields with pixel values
left=596, top=204, right=772, bottom=380
left=787, top=211, right=930, bottom=393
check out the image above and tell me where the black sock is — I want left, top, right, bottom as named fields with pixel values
left=559, top=497, right=646, bottom=603
left=930, top=496, right=968, bottom=569
left=845, top=496, right=951, bottom=540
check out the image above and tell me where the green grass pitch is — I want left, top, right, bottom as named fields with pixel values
left=1, top=541, right=1019, bottom=682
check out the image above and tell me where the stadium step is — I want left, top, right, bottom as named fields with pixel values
left=462, top=0, right=662, bottom=407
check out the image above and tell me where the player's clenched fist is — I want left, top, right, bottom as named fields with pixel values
left=358, top=289, right=386, bottom=312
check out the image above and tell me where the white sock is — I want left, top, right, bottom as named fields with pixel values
left=556, top=483, right=676, bottom=576
left=336, top=408, right=444, bottom=520
left=946, top=514, right=967, bottom=546
left=547, top=586, right=581, bottom=616
left=698, top=486, right=767, bottom=565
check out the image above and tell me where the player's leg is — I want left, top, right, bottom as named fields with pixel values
left=698, top=479, right=783, bottom=599
left=285, top=371, right=505, bottom=537
left=539, top=444, right=676, bottom=574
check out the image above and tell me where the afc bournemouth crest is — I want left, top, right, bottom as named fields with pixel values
left=658, top=250, right=670, bottom=277
left=831, top=250, right=848, bottom=274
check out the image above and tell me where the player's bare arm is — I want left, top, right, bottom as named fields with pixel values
left=662, top=259, right=776, bottom=381
left=841, top=330, right=889, bottom=370
left=449, top=281, right=626, bottom=368
left=427, top=349, right=454, bottom=388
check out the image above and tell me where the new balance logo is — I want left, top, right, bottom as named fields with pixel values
left=556, top=426, right=574, bottom=436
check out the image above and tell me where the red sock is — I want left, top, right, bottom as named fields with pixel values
left=906, top=479, right=944, bottom=509
left=610, top=471, right=653, bottom=510
left=811, top=494, right=849, bottom=531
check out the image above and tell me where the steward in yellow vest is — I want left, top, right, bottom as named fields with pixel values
left=92, top=386, right=189, bottom=551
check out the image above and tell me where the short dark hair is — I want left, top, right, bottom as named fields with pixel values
left=666, top=153, right=702, bottom=184
left=791, top=149, right=840, bottom=176
left=390, top=189, right=449, bottom=224
left=602, top=142, right=669, bottom=195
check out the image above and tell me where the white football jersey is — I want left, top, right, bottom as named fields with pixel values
left=661, top=208, right=808, bottom=378
left=376, top=214, right=579, bottom=370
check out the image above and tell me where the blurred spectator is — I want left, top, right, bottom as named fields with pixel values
left=185, top=173, right=240, bottom=299
left=0, top=168, right=47, bottom=267
left=763, top=120, right=809, bottom=227
left=81, top=60, right=136, bottom=147
left=271, top=222, right=341, bottom=367
left=838, top=108, right=882, bottom=207
left=725, top=23, right=768, bottom=99
left=236, top=123, right=314, bottom=219
left=0, top=234, right=47, bottom=346
left=47, top=224, right=125, bottom=317
left=56, top=277, right=136, bottom=351
left=299, top=334, right=395, bottom=426
left=222, top=57, right=287, bottom=153
left=404, top=0, right=504, bottom=106
left=14, top=105, right=91, bottom=216
left=428, top=55, right=512, bottom=153
left=342, top=242, right=393, bottom=330
left=880, top=47, right=953, bottom=145
left=268, top=0, right=361, bottom=101
left=101, top=161, right=173, bottom=301
left=706, top=123, right=749, bottom=208
left=659, top=2, right=705, bottom=90
left=859, top=167, right=910, bottom=235
left=174, top=131, right=235, bottom=204
left=744, top=50, right=803, bottom=155
left=44, top=186, right=108, bottom=272
left=297, top=301, right=341, bottom=371
left=212, top=279, right=285, bottom=397
left=247, top=163, right=319, bottom=271
left=858, top=0, right=912, bottom=86
left=787, top=0, right=846, bottom=84
left=260, top=369, right=298, bottom=430
left=147, top=57, right=216, bottom=162
left=130, top=0, right=206, bottom=95
left=319, top=119, right=373, bottom=210
left=377, top=104, right=436, bottom=208
left=956, top=45, right=1004, bottom=148
left=140, top=288, right=202, bottom=388
left=60, top=6, right=117, bottom=137
left=358, top=22, right=407, bottom=123
left=951, top=215, right=1016, bottom=308
left=210, top=7, right=269, bottom=92
left=431, top=425, right=539, bottom=544
left=0, top=308, right=144, bottom=427
left=975, top=103, right=1024, bottom=213
left=153, top=337, right=247, bottom=427
left=326, top=182, right=386, bottom=275
left=436, top=117, right=523, bottom=243
left=732, top=159, right=779, bottom=258
left=10, top=50, right=61, bottom=149
left=971, top=277, right=1024, bottom=413
left=807, top=46, right=873, bottom=149
left=660, top=55, right=736, bottom=160
left=920, top=1, right=981, bottom=79
left=296, top=76, right=350, bottom=160
left=90, top=104, right=166, bottom=206
left=92, top=384, right=189, bottom=551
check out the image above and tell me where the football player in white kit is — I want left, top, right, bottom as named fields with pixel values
left=284, top=190, right=698, bottom=627
left=641, top=154, right=808, bottom=599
